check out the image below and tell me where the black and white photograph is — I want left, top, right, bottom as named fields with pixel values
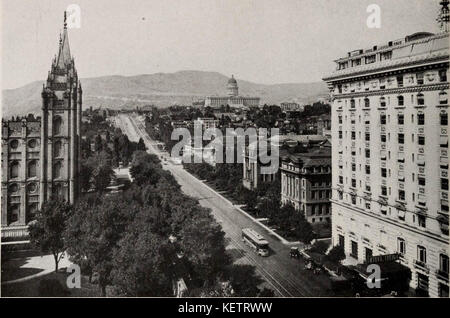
left=0, top=0, right=449, bottom=306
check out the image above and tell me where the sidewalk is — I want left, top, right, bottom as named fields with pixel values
left=2, top=252, right=73, bottom=285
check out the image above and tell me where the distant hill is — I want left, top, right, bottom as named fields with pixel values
left=2, top=70, right=329, bottom=118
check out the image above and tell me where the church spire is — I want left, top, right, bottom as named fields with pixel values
left=56, top=11, right=71, bottom=68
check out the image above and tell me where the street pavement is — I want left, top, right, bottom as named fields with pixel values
left=115, top=113, right=334, bottom=297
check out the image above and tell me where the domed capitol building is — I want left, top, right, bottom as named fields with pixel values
left=204, top=75, right=260, bottom=108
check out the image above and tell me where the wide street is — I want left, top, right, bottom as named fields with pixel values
left=114, top=113, right=334, bottom=297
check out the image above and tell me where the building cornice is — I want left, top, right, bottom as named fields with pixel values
left=323, top=57, right=449, bottom=83
left=332, top=82, right=449, bottom=100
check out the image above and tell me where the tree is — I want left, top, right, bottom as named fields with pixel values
left=28, top=200, right=72, bottom=272
left=290, top=210, right=315, bottom=244
left=137, top=137, right=146, bottom=151
left=309, top=240, right=329, bottom=254
left=65, top=195, right=140, bottom=296
left=326, top=245, right=346, bottom=264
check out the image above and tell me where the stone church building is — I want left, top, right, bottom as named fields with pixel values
left=1, top=14, right=82, bottom=238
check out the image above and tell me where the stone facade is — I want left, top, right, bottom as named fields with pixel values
left=324, top=31, right=449, bottom=297
left=1, top=15, right=82, bottom=238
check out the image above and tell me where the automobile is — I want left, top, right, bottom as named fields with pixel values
left=290, top=247, right=301, bottom=258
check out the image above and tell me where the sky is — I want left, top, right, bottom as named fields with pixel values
left=0, top=0, right=441, bottom=89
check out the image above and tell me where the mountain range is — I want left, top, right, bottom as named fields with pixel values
left=2, top=70, right=329, bottom=118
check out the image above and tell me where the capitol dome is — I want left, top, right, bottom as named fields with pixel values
left=227, top=75, right=239, bottom=97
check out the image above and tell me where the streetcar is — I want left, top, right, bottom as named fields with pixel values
left=241, top=228, right=269, bottom=257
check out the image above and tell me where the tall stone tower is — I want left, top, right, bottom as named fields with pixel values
left=40, top=12, right=82, bottom=207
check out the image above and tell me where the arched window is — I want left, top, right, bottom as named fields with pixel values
left=53, top=161, right=62, bottom=179
left=28, top=160, right=37, bottom=178
left=10, top=161, right=19, bottom=178
left=397, top=95, right=404, bottom=106
left=53, top=140, right=62, bottom=157
left=417, top=93, right=425, bottom=106
left=364, top=98, right=370, bottom=108
left=439, top=91, right=448, bottom=105
left=53, top=116, right=62, bottom=135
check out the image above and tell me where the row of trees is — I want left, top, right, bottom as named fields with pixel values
left=29, top=151, right=272, bottom=297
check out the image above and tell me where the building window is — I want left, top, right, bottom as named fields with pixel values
left=441, top=112, right=448, bottom=126
left=398, top=238, right=406, bottom=255
left=364, top=98, right=370, bottom=108
left=351, top=179, right=356, bottom=188
left=439, top=70, right=447, bottom=82
left=440, top=254, right=449, bottom=275
left=339, top=176, right=343, bottom=184
left=398, top=114, right=404, bottom=125
left=53, top=116, right=63, bottom=135
left=365, top=248, right=373, bottom=261
left=10, top=161, right=19, bottom=178
left=339, top=116, right=342, bottom=124
left=338, top=235, right=345, bottom=247
left=418, top=136, right=425, bottom=146
left=381, top=186, right=387, bottom=196
left=397, top=75, right=404, bottom=87
left=8, top=204, right=20, bottom=224
left=339, top=131, right=342, bottom=139
left=365, top=55, right=376, bottom=64
left=381, top=134, right=386, bottom=143
left=381, top=168, right=387, bottom=178
left=380, top=97, right=386, bottom=107
left=365, top=133, right=370, bottom=141
left=417, top=93, right=425, bottom=106
left=440, top=91, right=448, bottom=105
left=365, top=149, right=370, bottom=158
left=365, top=165, right=370, bottom=174
left=417, top=73, right=424, bottom=85
left=418, top=113, right=425, bottom=125
left=53, top=140, right=62, bottom=157
left=418, top=215, right=426, bottom=228
left=439, top=284, right=449, bottom=298
left=53, top=161, right=62, bottom=179
left=398, top=190, right=405, bottom=201
left=397, top=95, right=404, bottom=106
left=417, top=246, right=427, bottom=263
left=351, top=241, right=358, bottom=258
left=28, top=160, right=37, bottom=178
left=418, top=177, right=426, bottom=186
left=442, top=178, right=449, bottom=191
left=398, top=133, right=404, bottom=144
left=380, top=114, right=386, bottom=124
left=350, top=99, right=355, bottom=108
left=351, top=131, right=356, bottom=140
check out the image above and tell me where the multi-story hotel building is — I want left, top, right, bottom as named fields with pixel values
left=323, top=16, right=449, bottom=296
left=280, top=146, right=332, bottom=225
